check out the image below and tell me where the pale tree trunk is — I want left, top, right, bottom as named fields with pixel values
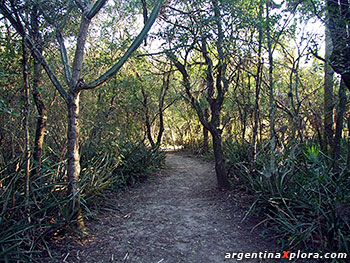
left=66, top=91, right=84, bottom=230
left=324, top=22, right=334, bottom=152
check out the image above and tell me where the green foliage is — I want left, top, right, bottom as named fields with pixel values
left=0, top=141, right=164, bottom=261
left=226, top=142, right=350, bottom=260
left=224, top=140, right=251, bottom=178
left=0, top=156, right=70, bottom=262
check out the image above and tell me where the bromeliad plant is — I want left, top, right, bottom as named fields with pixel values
left=228, top=142, right=350, bottom=260
left=0, top=141, right=165, bottom=262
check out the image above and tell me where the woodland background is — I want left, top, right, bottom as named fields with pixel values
left=0, top=0, right=349, bottom=261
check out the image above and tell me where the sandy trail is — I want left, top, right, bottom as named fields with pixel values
left=57, top=152, right=277, bottom=263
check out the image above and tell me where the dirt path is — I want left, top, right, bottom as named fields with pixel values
left=58, top=152, right=278, bottom=262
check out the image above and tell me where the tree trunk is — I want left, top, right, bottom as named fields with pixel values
left=32, top=58, right=47, bottom=177
left=251, top=0, right=263, bottom=158
left=22, top=40, right=30, bottom=212
left=156, top=109, right=165, bottom=148
left=326, top=0, right=350, bottom=92
left=66, top=92, right=84, bottom=230
left=31, top=5, right=47, bottom=177
left=155, top=71, right=170, bottom=149
left=212, top=130, right=230, bottom=190
left=347, top=117, right=350, bottom=169
left=141, top=86, right=156, bottom=148
left=333, top=78, right=346, bottom=172
left=324, top=22, right=334, bottom=152
left=202, top=108, right=209, bottom=153
left=266, top=1, right=276, bottom=174
left=203, top=125, right=209, bottom=154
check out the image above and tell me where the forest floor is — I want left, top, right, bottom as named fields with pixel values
left=44, top=151, right=280, bottom=263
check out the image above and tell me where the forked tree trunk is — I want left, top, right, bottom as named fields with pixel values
left=66, top=92, right=84, bottom=230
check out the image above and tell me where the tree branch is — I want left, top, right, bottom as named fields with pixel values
left=85, top=0, right=163, bottom=89
left=56, top=30, right=72, bottom=86
left=24, top=35, right=68, bottom=102
left=86, top=0, right=108, bottom=20
left=167, top=51, right=211, bottom=131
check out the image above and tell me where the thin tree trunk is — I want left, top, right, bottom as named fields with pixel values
left=32, top=58, right=47, bottom=176
left=141, top=86, right=156, bottom=148
left=202, top=108, right=209, bottom=153
left=155, top=71, right=171, bottom=148
left=266, top=1, right=276, bottom=174
left=333, top=78, right=346, bottom=172
left=66, top=92, right=84, bottom=230
left=347, top=117, right=350, bottom=169
left=251, top=1, right=263, bottom=169
left=324, top=22, right=334, bottom=152
left=22, top=40, right=30, bottom=211
left=203, top=125, right=209, bottom=153
left=31, top=5, right=47, bottom=177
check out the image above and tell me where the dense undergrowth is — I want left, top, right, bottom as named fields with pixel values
left=224, top=140, right=350, bottom=262
left=0, top=142, right=165, bottom=262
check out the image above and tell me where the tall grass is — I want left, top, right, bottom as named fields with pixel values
left=0, top=141, right=165, bottom=262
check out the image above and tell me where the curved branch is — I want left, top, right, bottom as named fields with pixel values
left=85, top=0, right=163, bottom=89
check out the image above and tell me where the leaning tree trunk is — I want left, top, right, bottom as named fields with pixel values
left=66, top=91, right=84, bottom=230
